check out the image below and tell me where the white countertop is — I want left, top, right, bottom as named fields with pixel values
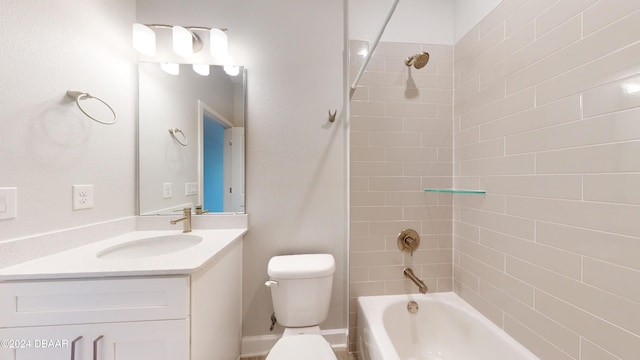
left=0, top=228, right=246, bottom=281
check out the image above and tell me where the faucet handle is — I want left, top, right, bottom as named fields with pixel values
left=397, top=229, right=420, bottom=256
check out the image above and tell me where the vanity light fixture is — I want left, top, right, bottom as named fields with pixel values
left=132, top=23, right=156, bottom=56
left=223, top=65, right=240, bottom=77
left=132, top=23, right=228, bottom=58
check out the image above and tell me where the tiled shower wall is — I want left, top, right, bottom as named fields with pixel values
left=348, top=40, right=454, bottom=347
left=453, top=1, right=640, bottom=359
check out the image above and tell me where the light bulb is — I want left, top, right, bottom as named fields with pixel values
left=224, top=65, right=240, bottom=77
left=173, top=26, right=193, bottom=56
left=132, top=23, right=156, bottom=56
left=210, top=29, right=228, bottom=59
left=193, top=64, right=210, bottom=76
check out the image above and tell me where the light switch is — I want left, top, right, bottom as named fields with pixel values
left=0, top=187, right=17, bottom=220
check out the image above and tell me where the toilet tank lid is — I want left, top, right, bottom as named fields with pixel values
left=268, top=254, right=335, bottom=279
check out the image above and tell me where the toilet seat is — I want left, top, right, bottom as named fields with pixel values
left=265, top=334, right=337, bottom=360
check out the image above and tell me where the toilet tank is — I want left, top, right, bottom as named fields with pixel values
left=267, top=254, right=335, bottom=328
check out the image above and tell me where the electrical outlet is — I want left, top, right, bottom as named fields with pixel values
left=73, top=185, right=94, bottom=210
left=163, top=183, right=173, bottom=199
left=185, top=182, right=198, bottom=196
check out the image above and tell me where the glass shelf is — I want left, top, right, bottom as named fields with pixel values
left=424, top=189, right=486, bottom=194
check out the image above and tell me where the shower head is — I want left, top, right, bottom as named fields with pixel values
left=404, top=52, right=430, bottom=69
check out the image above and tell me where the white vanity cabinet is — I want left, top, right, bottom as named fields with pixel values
left=0, top=238, right=244, bottom=360
left=0, top=276, right=190, bottom=360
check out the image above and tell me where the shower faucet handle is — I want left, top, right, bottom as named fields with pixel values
left=397, top=229, right=420, bottom=256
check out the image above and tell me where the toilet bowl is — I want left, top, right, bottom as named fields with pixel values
left=264, top=254, right=337, bottom=360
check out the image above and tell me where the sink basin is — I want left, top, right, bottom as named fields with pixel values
left=97, top=234, right=203, bottom=260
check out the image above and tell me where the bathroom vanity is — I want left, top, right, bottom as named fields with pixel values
left=0, top=229, right=245, bottom=360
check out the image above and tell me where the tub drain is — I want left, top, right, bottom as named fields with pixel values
left=407, top=300, right=419, bottom=314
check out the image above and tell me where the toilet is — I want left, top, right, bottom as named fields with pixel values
left=264, top=254, right=337, bottom=360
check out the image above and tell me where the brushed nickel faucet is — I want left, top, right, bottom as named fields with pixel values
left=170, top=208, right=192, bottom=233
left=403, top=267, right=428, bottom=294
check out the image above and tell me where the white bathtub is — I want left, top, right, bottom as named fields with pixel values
left=356, top=292, right=539, bottom=360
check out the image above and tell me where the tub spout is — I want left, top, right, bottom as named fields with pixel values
left=403, top=267, right=428, bottom=294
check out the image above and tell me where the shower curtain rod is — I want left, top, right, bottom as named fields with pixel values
left=351, top=0, right=400, bottom=90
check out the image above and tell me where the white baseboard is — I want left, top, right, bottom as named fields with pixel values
left=240, top=328, right=348, bottom=357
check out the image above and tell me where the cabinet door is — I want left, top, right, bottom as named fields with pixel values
left=0, top=319, right=189, bottom=360
left=95, top=319, right=189, bottom=360
left=0, top=323, right=90, bottom=360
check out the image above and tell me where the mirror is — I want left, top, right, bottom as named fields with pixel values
left=138, top=62, right=246, bottom=215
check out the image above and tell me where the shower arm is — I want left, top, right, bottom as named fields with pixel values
left=350, top=0, right=400, bottom=90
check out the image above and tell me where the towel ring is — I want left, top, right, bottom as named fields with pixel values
left=66, top=90, right=117, bottom=125
left=169, top=128, right=188, bottom=146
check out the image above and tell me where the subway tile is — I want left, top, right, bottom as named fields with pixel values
left=375, top=42, right=424, bottom=57
left=503, top=314, right=575, bottom=360
left=369, top=265, right=412, bottom=281
left=369, top=176, right=421, bottom=191
left=580, top=338, right=621, bottom=360
left=350, top=100, right=385, bottom=116
left=385, top=191, right=439, bottom=206
left=368, top=132, right=421, bottom=147
left=350, top=176, right=369, bottom=192
left=436, top=60, right=454, bottom=76
left=350, top=131, right=369, bottom=146
left=357, top=71, right=402, bottom=87
left=422, top=44, right=453, bottom=61
left=455, top=76, right=480, bottom=102
left=403, top=161, right=452, bottom=177
left=421, top=219, right=453, bottom=235
left=351, top=116, right=402, bottom=132
left=479, top=228, right=582, bottom=280
left=437, top=104, right=453, bottom=118
left=583, top=173, right=640, bottom=205
left=456, top=277, right=505, bottom=327
left=454, top=220, right=480, bottom=242
left=507, top=109, right=640, bottom=154
left=436, top=278, right=454, bottom=292
left=369, top=86, right=424, bottom=103
left=349, top=266, right=369, bottom=282
left=454, top=193, right=506, bottom=214
left=479, top=281, right=580, bottom=359
left=460, top=87, right=535, bottom=129
left=505, top=0, right=557, bottom=36
left=458, top=153, right=535, bottom=176
left=535, top=291, right=640, bottom=360
left=583, top=1, right=640, bottom=35
left=536, top=221, right=640, bottom=271
left=350, top=191, right=385, bottom=206
left=459, top=207, right=535, bottom=240
left=480, top=175, right=582, bottom=200
left=350, top=147, right=385, bottom=162
left=456, top=138, right=505, bottom=161
left=477, top=0, right=528, bottom=39
left=422, top=133, right=453, bottom=147
left=454, top=126, right=479, bottom=146
left=384, top=102, right=438, bottom=118
left=460, top=21, right=535, bottom=85
left=507, top=257, right=640, bottom=335
left=479, top=95, right=581, bottom=140
left=350, top=221, right=369, bottom=237
left=456, top=22, right=505, bottom=73
left=460, top=253, right=535, bottom=306
left=421, top=263, right=453, bottom=278
left=454, top=264, right=480, bottom=292
left=456, top=237, right=505, bottom=271
left=385, top=56, right=438, bottom=75
left=583, top=257, right=640, bottom=303
left=536, top=141, right=640, bottom=174
left=368, top=220, right=423, bottom=237
left=411, top=74, right=454, bottom=90
left=411, top=248, right=453, bottom=264
left=419, top=88, right=454, bottom=104
left=349, top=236, right=386, bottom=252
left=403, top=205, right=453, bottom=221
left=437, top=147, right=453, bottom=162
left=480, top=15, right=581, bottom=89
left=508, top=196, right=640, bottom=238
left=583, top=74, right=640, bottom=117
left=536, top=42, right=640, bottom=105
left=349, top=280, right=386, bottom=298
left=384, top=147, right=439, bottom=162
left=456, top=80, right=506, bottom=116
left=536, top=0, right=599, bottom=37
left=403, top=117, right=453, bottom=133
left=421, top=176, right=454, bottom=191
left=350, top=206, right=403, bottom=222
left=350, top=250, right=403, bottom=267
left=507, top=11, right=640, bottom=96
left=350, top=162, right=403, bottom=176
